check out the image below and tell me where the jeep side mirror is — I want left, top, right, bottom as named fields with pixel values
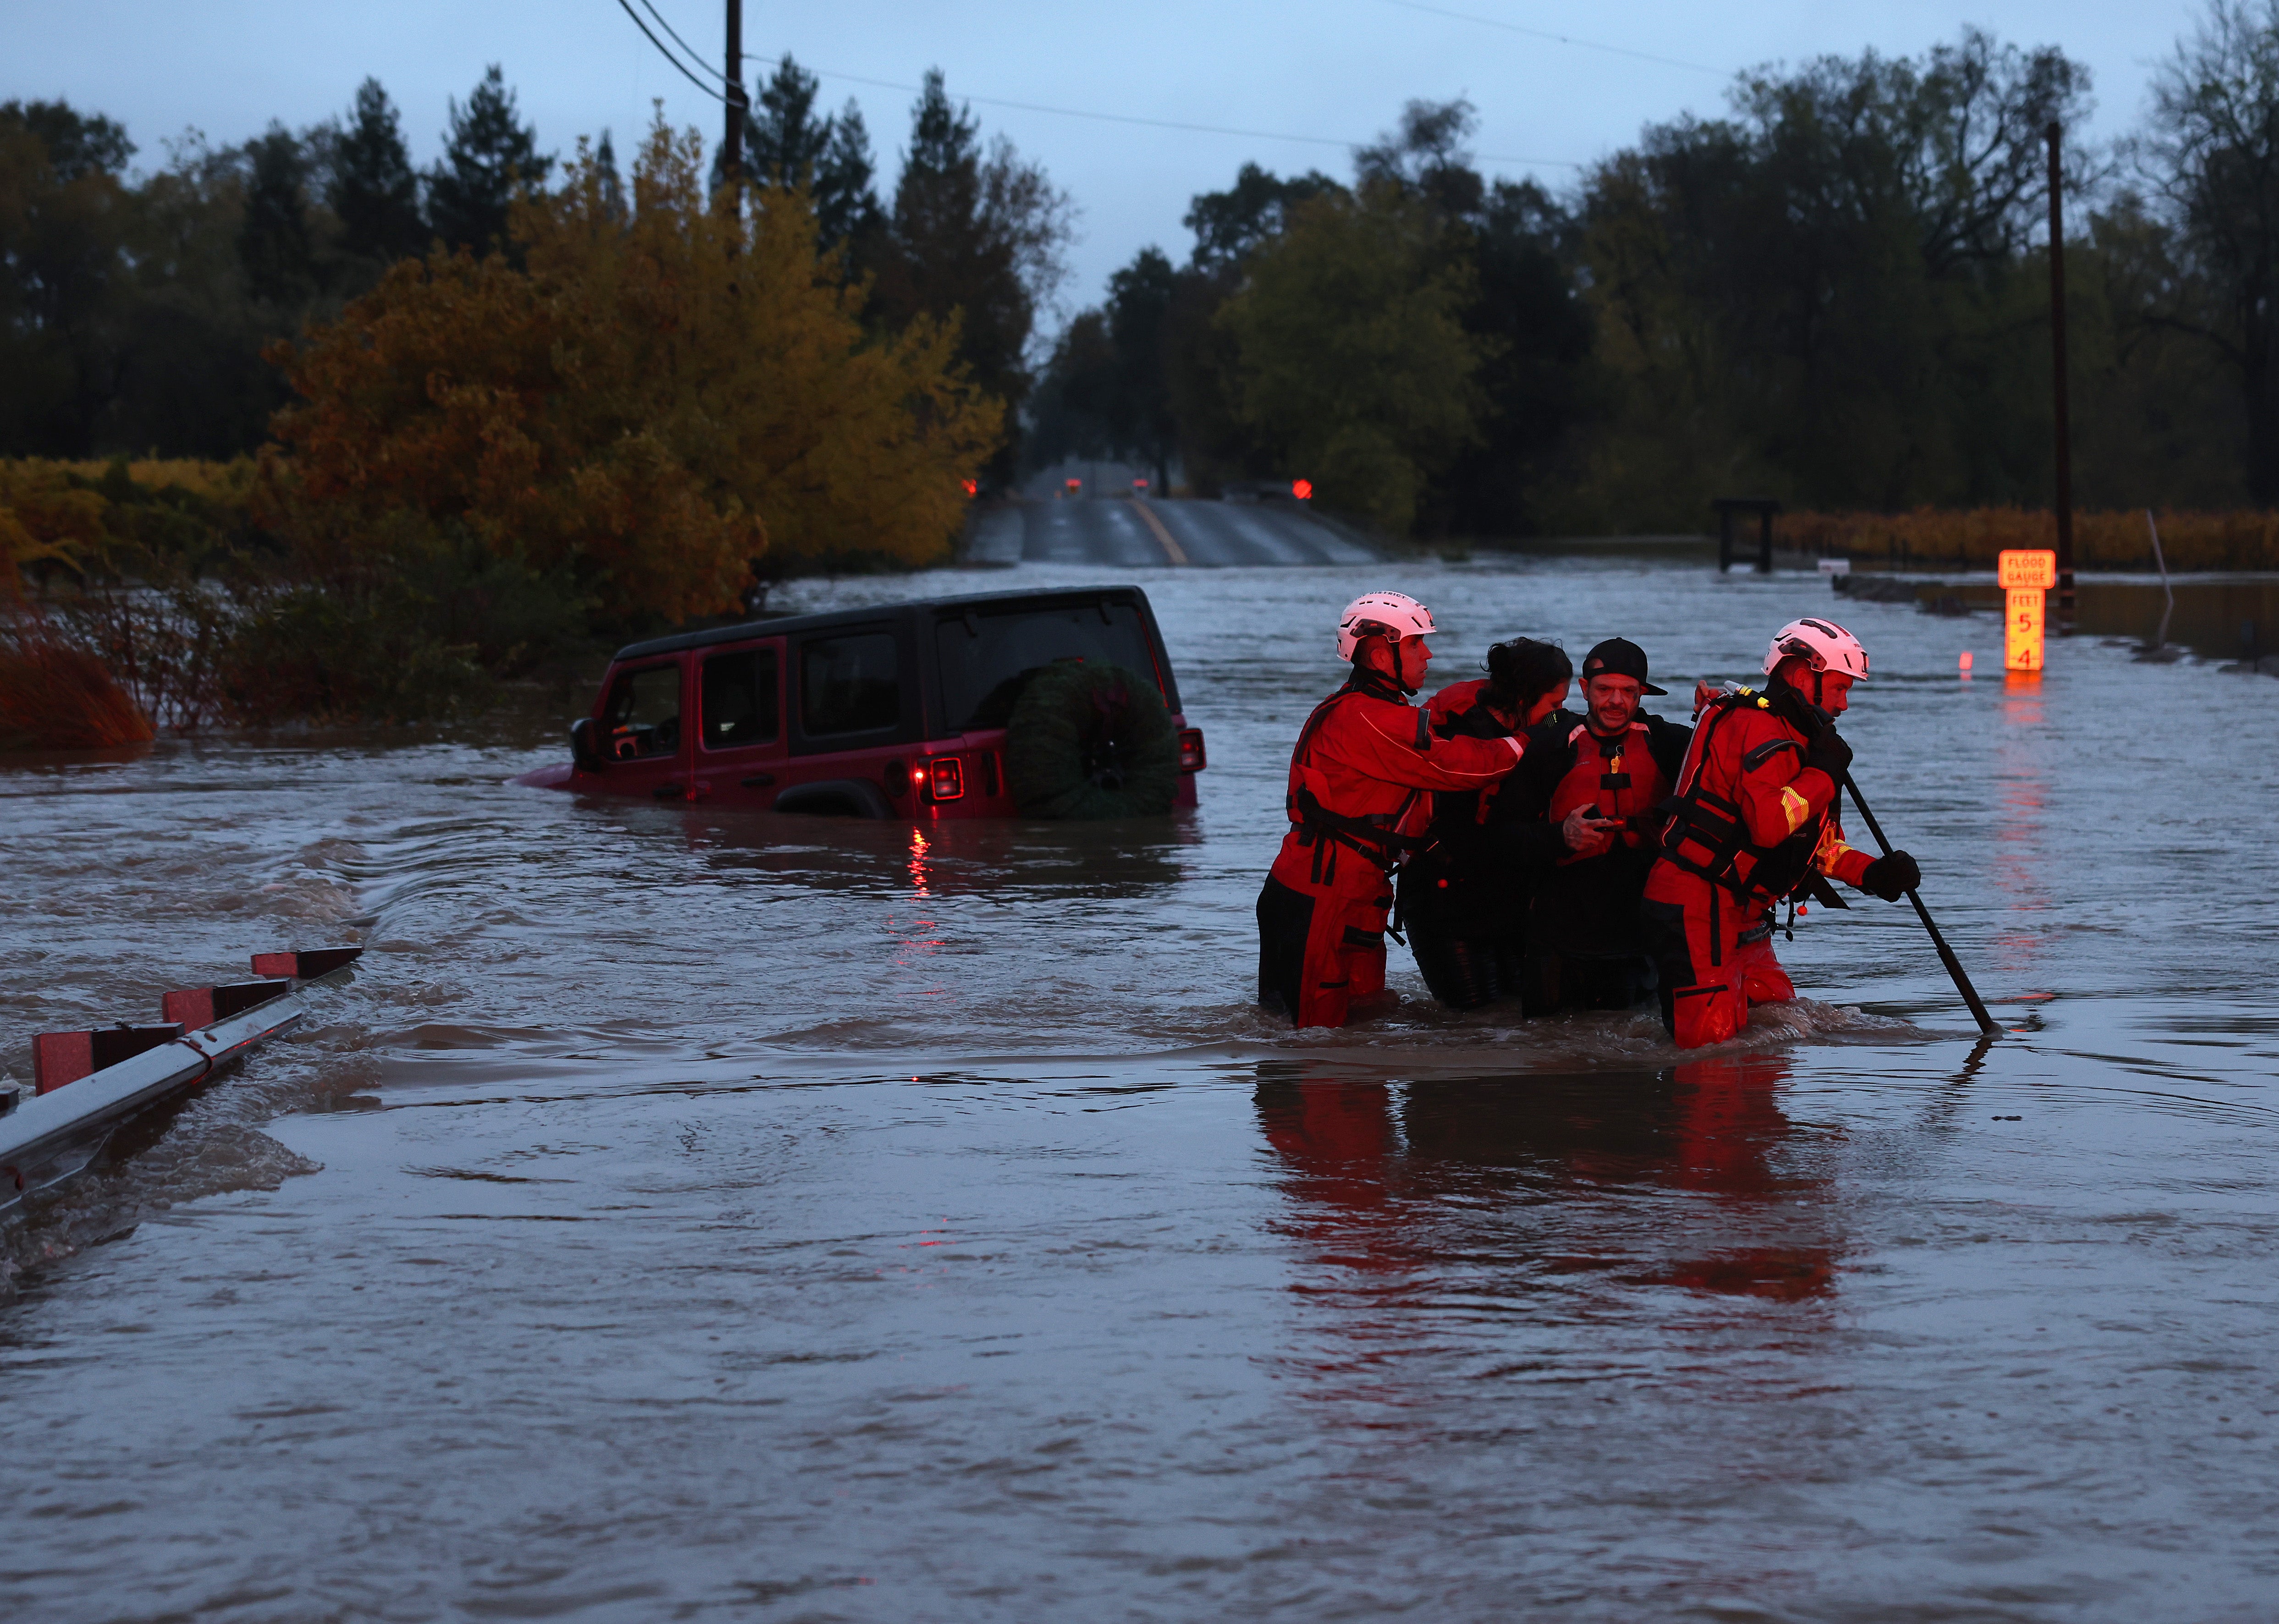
left=570, top=716, right=607, bottom=773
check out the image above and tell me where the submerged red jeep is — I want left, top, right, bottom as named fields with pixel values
left=517, top=585, right=1205, bottom=819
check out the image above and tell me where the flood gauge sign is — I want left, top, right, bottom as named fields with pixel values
left=1999, top=549, right=2057, bottom=672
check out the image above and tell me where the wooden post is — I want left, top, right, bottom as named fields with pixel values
left=2046, top=122, right=2075, bottom=621
left=722, top=0, right=746, bottom=220
left=1712, top=498, right=1780, bottom=575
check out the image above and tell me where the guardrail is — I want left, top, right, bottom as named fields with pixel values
left=3, top=948, right=360, bottom=1222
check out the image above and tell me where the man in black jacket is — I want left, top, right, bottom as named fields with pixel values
left=1492, top=638, right=1692, bottom=1015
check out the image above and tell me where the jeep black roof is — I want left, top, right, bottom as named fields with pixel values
left=610, top=584, right=1156, bottom=663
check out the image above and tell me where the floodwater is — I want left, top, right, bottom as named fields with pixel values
left=4, top=557, right=2277, bottom=1622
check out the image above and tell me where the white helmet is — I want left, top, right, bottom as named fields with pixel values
left=1337, top=591, right=1438, bottom=660
left=1764, top=617, right=1870, bottom=683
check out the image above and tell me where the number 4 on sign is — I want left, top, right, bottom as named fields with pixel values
left=1998, top=549, right=2055, bottom=672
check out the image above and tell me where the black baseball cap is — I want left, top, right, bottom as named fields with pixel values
left=1581, top=637, right=1667, bottom=696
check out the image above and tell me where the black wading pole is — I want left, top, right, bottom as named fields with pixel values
left=1841, top=772, right=2000, bottom=1035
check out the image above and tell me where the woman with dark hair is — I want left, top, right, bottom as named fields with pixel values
left=1398, top=638, right=1575, bottom=1009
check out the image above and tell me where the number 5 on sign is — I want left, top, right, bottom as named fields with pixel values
left=1998, top=549, right=2056, bottom=671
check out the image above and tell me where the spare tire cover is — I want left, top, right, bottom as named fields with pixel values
left=1004, top=661, right=1180, bottom=819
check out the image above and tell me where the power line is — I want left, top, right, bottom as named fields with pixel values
left=636, top=0, right=734, bottom=88
left=1369, top=0, right=1727, bottom=76
left=794, top=61, right=1586, bottom=170
left=603, top=3, right=1590, bottom=170
left=611, top=0, right=726, bottom=102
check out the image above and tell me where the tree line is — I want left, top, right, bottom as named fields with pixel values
left=1034, top=6, right=2279, bottom=535
left=0, top=58, right=1071, bottom=487
left=14, top=7, right=2279, bottom=545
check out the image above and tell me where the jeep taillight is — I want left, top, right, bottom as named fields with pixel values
left=925, top=755, right=965, bottom=801
left=1178, top=728, right=1207, bottom=772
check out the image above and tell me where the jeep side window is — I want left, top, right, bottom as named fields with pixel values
left=603, top=664, right=681, bottom=759
left=937, top=603, right=1159, bottom=730
left=800, top=633, right=900, bottom=737
left=701, top=648, right=779, bottom=750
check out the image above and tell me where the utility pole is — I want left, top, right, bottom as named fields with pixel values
left=2046, top=121, right=2075, bottom=622
left=723, top=0, right=746, bottom=220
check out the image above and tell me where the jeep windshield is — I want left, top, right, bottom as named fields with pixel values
left=935, top=600, right=1161, bottom=731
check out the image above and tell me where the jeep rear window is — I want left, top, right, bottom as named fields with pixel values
left=800, top=633, right=900, bottom=736
left=937, top=602, right=1159, bottom=731
left=701, top=648, right=778, bottom=750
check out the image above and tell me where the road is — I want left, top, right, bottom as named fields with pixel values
left=965, top=497, right=1379, bottom=568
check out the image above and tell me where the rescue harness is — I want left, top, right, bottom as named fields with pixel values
left=1655, top=686, right=1844, bottom=967
left=1284, top=678, right=1437, bottom=888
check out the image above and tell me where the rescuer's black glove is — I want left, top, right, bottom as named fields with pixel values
left=1803, top=725, right=1853, bottom=779
left=1862, top=851, right=1920, bottom=901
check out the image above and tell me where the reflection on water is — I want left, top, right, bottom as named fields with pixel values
left=2068, top=576, right=2279, bottom=663
left=1258, top=1055, right=1833, bottom=1305
left=679, top=802, right=1200, bottom=900
left=907, top=828, right=931, bottom=898
left=1991, top=672, right=2052, bottom=977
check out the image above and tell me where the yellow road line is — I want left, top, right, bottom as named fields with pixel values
left=1130, top=499, right=1188, bottom=566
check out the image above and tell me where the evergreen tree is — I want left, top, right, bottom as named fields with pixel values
left=733, top=56, right=880, bottom=258
left=748, top=55, right=833, bottom=186
left=595, top=129, right=627, bottom=224
left=1104, top=248, right=1179, bottom=490
left=328, top=77, right=425, bottom=265
left=872, top=70, right=1071, bottom=485
left=238, top=122, right=316, bottom=306
left=427, top=64, right=552, bottom=254
left=815, top=102, right=880, bottom=253
left=895, top=69, right=984, bottom=244
left=0, top=100, right=136, bottom=453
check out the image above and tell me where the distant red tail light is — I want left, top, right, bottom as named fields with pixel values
left=1291, top=479, right=1313, bottom=500
left=1178, top=728, right=1207, bottom=773
left=925, top=755, right=966, bottom=801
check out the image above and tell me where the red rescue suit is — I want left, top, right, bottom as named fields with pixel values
left=1258, top=675, right=1525, bottom=1027
left=1640, top=690, right=1875, bottom=1048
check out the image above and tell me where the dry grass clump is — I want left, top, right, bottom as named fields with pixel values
left=1776, top=508, right=2279, bottom=572
left=43, top=458, right=259, bottom=502
left=0, top=608, right=156, bottom=750
left=0, top=462, right=113, bottom=575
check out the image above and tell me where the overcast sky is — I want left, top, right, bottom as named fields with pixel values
left=9, top=1, right=2205, bottom=314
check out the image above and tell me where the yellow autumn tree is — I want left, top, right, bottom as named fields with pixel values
left=265, top=117, right=1002, bottom=624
